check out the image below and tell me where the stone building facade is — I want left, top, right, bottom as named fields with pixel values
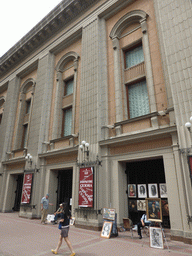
left=0, top=0, right=192, bottom=243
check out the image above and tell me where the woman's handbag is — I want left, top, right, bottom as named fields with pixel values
left=58, top=222, right=62, bottom=230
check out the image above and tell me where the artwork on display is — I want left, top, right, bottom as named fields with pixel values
left=137, top=200, right=146, bottom=211
left=148, top=184, right=158, bottom=198
left=149, top=227, right=164, bottom=249
left=70, top=217, right=75, bottom=225
left=128, top=184, right=136, bottom=198
left=146, top=198, right=162, bottom=222
left=103, top=208, right=115, bottom=221
left=161, top=200, right=169, bottom=216
left=128, top=199, right=137, bottom=212
left=159, top=183, right=167, bottom=198
left=138, top=184, right=147, bottom=198
left=100, top=221, right=113, bottom=239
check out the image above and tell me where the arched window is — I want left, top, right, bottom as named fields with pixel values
left=13, top=78, right=36, bottom=149
left=52, top=51, right=79, bottom=139
left=0, top=97, right=5, bottom=125
left=110, top=10, right=156, bottom=122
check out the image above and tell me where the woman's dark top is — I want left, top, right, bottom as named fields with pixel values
left=60, top=211, right=71, bottom=228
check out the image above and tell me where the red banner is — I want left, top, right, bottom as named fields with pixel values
left=189, top=156, right=192, bottom=177
left=79, top=167, right=93, bottom=207
left=21, top=173, right=33, bottom=204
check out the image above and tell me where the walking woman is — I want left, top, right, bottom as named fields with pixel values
left=51, top=202, right=75, bottom=256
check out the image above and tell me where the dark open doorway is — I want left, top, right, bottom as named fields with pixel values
left=57, top=169, right=73, bottom=209
left=13, top=174, right=24, bottom=211
left=126, top=158, right=170, bottom=228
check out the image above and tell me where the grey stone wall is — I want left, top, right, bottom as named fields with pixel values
left=0, top=77, right=20, bottom=162
left=27, top=53, right=55, bottom=160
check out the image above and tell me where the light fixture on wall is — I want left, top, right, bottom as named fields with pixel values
left=77, top=140, right=102, bottom=167
left=79, top=140, right=89, bottom=162
left=25, top=153, right=33, bottom=166
left=185, top=116, right=192, bottom=132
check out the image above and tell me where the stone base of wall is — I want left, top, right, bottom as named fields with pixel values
left=75, top=223, right=102, bottom=231
left=171, top=235, right=192, bottom=245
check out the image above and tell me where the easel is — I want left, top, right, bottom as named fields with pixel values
left=159, top=222, right=170, bottom=251
left=147, top=221, right=170, bottom=251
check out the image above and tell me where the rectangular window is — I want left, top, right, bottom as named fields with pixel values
left=26, top=99, right=31, bottom=114
left=62, top=107, right=72, bottom=137
left=64, top=78, right=74, bottom=96
left=125, top=44, right=144, bottom=69
left=22, top=124, right=28, bottom=148
left=127, top=80, right=150, bottom=119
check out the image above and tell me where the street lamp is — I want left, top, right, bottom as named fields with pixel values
left=25, top=153, right=33, bottom=166
left=185, top=116, right=192, bottom=132
left=79, top=141, right=89, bottom=162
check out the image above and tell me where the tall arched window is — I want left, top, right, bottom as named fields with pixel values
left=52, top=51, right=79, bottom=140
left=13, top=78, right=36, bottom=149
left=109, top=10, right=156, bottom=122
left=0, top=97, right=5, bottom=125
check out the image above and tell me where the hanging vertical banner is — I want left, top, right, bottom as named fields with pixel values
left=79, top=167, right=94, bottom=207
left=188, top=156, right=192, bottom=178
left=21, top=173, right=33, bottom=204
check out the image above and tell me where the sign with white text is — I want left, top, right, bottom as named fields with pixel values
left=21, top=173, right=33, bottom=204
left=79, top=167, right=93, bottom=207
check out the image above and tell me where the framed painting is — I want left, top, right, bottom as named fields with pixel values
left=128, top=184, right=136, bottom=198
left=100, top=221, right=113, bottom=239
left=148, top=184, right=158, bottom=198
left=128, top=199, right=137, bottom=212
left=149, top=227, right=164, bottom=249
left=103, top=208, right=115, bottom=221
left=146, top=198, right=162, bottom=222
left=137, top=200, right=146, bottom=211
left=138, top=184, right=147, bottom=198
left=159, top=183, right=167, bottom=198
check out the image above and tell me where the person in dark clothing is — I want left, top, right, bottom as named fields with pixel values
left=51, top=203, right=75, bottom=256
left=137, top=213, right=151, bottom=239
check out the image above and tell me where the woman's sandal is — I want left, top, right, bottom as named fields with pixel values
left=51, top=249, right=58, bottom=254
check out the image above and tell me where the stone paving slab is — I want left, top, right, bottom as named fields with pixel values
left=0, top=213, right=192, bottom=256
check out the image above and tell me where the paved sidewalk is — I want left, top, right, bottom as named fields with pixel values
left=0, top=212, right=192, bottom=256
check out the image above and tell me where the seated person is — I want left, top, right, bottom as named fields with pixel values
left=54, top=203, right=63, bottom=223
left=137, top=213, right=151, bottom=239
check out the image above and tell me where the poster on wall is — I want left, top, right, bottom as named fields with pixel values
left=79, top=167, right=94, bottom=207
left=21, top=173, right=33, bottom=204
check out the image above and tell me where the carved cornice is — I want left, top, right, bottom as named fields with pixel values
left=0, top=0, right=98, bottom=78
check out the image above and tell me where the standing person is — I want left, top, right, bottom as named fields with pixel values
left=51, top=202, right=75, bottom=256
left=137, top=213, right=151, bottom=239
left=41, top=194, right=53, bottom=224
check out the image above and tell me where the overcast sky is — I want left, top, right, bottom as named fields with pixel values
left=0, top=0, right=62, bottom=57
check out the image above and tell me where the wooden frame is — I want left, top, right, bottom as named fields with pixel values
left=149, top=227, right=164, bottom=249
left=100, top=221, right=113, bottom=239
left=146, top=198, right=162, bottom=222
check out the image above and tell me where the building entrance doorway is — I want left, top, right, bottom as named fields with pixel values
left=13, top=174, right=24, bottom=211
left=126, top=158, right=170, bottom=228
left=57, top=169, right=73, bottom=209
